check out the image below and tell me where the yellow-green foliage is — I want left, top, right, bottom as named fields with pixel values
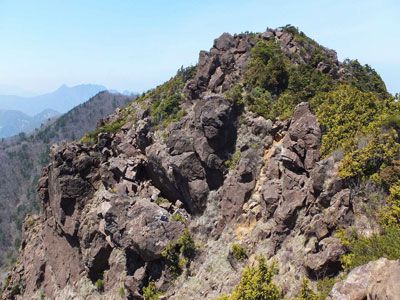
left=162, top=229, right=195, bottom=276
left=225, top=84, right=244, bottom=105
left=215, top=295, right=230, bottom=300
left=170, top=212, right=186, bottom=223
left=342, top=59, right=389, bottom=99
left=143, top=281, right=160, bottom=300
left=311, top=85, right=387, bottom=156
left=338, top=226, right=400, bottom=270
left=217, top=257, right=282, bottom=300
left=231, top=243, right=248, bottom=261
left=295, top=279, right=317, bottom=300
left=118, top=286, right=125, bottom=298
left=316, top=277, right=337, bottom=300
left=225, top=150, right=242, bottom=170
left=311, top=84, right=400, bottom=274
left=338, top=129, right=400, bottom=179
left=81, top=66, right=195, bottom=144
left=81, top=118, right=128, bottom=144
left=148, top=66, right=195, bottom=127
left=154, top=197, right=169, bottom=205
left=245, top=40, right=289, bottom=95
left=380, top=181, right=400, bottom=226
left=177, top=229, right=196, bottom=257
left=242, top=27, right=388, bottom=124
left=10, top=285, right=21, bottom=296
left=243, top=34, right=335, bottom=121
left=95, top=279, right=104, bottom=292
left=311, top=85, right=400, bottom=180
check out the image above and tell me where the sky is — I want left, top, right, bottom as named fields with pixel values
left=0, top=0, right=398, bottom=95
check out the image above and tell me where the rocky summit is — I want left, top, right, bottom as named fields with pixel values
left=2, top=26, right=400, bottom=300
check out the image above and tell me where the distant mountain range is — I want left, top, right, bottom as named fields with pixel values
left=0, top=84, right=108, bottom=138
left=0, top=109, right=60, bottom=138
left=0, top=84, right=107, bottom=116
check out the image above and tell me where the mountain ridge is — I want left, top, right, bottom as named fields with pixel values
left=1, top=26, right=399, bottom=300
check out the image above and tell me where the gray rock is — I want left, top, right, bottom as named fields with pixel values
left=305, top=237, right=345, bottom=278
left=328, top=258, right=400, bottom=300
left=214, top=33, right=235, bottom=51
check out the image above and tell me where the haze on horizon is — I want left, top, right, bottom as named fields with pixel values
left=0, top=0, right=398, bottom=96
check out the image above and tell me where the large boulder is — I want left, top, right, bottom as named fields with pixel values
left=103, top=197, right=185, bottom=261
left=328, top=258, right=400, bottom=300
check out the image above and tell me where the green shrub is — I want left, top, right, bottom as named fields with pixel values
left=309, top=84, right=400, bottom=182
left=286, top=64, right=334, bottom=102
left=162, top=242, right=181, bottom=275
left=316, top=277, right=337, bottom=300
left=376, top=160, right=400, bottom=189
left=342, top=59, right=388, bottom=99
left=81, top=65, right=195, bottom=144
left=95, top=279, right=104, bottom=293
left=151, top=93, right=183, bottom=124
left=311, top=85, right=387, bottom=156
left=215, top=295, right=230, bottom=300
left=244, top=40, right=289, bottom=95
left=162, top=229, right=196, bottom=276
left=338, top=226, right=400, bottom=270
left=143, top=281, right=160, bottom=300
left=242, top=34, right=336, bottom=121
left=178, top=257, right=189, bottom=269
left=148, top=65, right=194, bottom=127
left=295, top=278, right=317, bottom=300
left=338, top=129, right=400, bottom=179
left=244, top=87, right=274, bottom=120
left=155, top=197, right=169, bottom=205
left=380, top=181, right=400, bottom=226
left=225, top=150, right=242, bottom=170
left=177, top=229, right=196, bottom=258
left=11, top=284, right=21, bottom=296
left=81, top=118, right=126, bottom=144
left=118, top=287, right=125, bottom=298
left=170, top=213, right=186, bottom=223
left=225, top=84, right=244, bottom=105
left=231, top=244, right=248, bottom=261
left=220, top=257, right=281, bottom=300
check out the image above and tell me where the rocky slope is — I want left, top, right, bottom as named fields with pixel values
left=2, top=26, right=399, bottom=299
left=0, top=92, right=132, bottom=271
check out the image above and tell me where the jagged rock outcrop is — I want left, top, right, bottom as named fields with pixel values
left=186, top=32, right=253, bottom=98
left=1, top=27, right=391, bottom=299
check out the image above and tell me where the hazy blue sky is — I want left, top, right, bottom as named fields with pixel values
left=0, top=0, right=398, bottom=94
